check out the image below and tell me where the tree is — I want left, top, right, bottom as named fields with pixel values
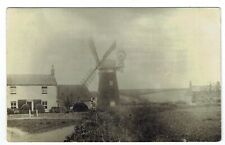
left=36, top=104, right=45, bottom=113
left=20, top=104, right=30, bottom=114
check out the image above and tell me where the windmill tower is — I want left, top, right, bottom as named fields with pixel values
left=82, top=39, right=126, bottom=110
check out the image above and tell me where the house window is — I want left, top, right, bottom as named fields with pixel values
left=11, top=101, right=16, bottom=109
left=42, top=86, right=48, bottom=94
left=42, top=101, right=47, bottom=109
left=10, top=86, right=16, bottom=94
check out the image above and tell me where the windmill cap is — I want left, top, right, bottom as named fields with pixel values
left=99, top=59, right=116, bottom=69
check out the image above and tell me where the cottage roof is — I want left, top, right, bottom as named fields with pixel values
left=7, top=74, right=57, bottom=86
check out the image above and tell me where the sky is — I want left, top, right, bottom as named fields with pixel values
left=7, top=8, right=221, bottom=90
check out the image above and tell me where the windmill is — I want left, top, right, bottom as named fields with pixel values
left=82, top=39, right=126, bottom=110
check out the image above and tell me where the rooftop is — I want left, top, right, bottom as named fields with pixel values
left=7, top=74, right=57, bottom=86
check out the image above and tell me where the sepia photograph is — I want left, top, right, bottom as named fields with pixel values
left=6, top=8, right=221, bottom=142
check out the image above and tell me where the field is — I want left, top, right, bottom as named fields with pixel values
left=118, top=104, right=221, bottom=141
left=120, top=88, right=191, bottom=104
left=118, top=89, right=221, bottom=142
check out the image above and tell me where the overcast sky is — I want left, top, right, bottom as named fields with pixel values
left=7, top=8, right=220, bottom=90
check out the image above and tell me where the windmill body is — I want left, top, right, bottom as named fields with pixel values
left=98, top=59, right=120, bottom=110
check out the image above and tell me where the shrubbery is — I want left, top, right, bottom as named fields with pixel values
left=73, top=103, right=89, bottom=112
left=20, top=104, right=30, bottom=114
left=65, top=119, right=120, bottom=142
left=36, top=104, right=45, bottom=113
left=8, top=104, right=47, bottom=114
left=7, top=108, right=14, bottom=115
left=50, top=106, right=67, bottom=113
left=64, top=111, right=121, bottom=142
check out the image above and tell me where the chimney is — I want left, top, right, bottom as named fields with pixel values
left=51, top=64, right=55, bottom=76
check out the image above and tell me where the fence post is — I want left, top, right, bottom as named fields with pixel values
left=36, top=110, right=38, bottom=117
left=29, top=109, right=31, bottom=118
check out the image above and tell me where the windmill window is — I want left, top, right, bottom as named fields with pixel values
left=109, top=80, right=113, bottom=86
left=42, top=101, right=47, bottom=109
left=10, top=86, right=16, bottom=94
left=42, top=86, right=48, bottom=94
left=11, top=101, right=17, bottom=109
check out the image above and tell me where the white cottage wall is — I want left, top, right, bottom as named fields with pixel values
left=7, top=86, right=57, bottom=112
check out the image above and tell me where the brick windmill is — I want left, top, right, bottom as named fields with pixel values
left=82, top=39, right=126, bottom=110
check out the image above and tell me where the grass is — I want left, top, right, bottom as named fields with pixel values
left=7, top=119, right=80, bottom=133
left=157, top=105, right=221, bottom=141
left=117, top=104, right=221, bottom=141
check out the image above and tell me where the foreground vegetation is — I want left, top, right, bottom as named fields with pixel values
left=7, top=103, right=221, bottom=142
left=66, top=103, right=221, bottom=142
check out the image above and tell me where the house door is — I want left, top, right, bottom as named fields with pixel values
left=27, top=101, right=32, bottom=111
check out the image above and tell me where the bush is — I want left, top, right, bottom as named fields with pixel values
left=50, top=107, right=59, bottom=113
left=73, top=103, right=89, bottom=112
left=21, top=104, right=30, bottom=110
left=60, top=106, right=67, bottom=113
left=7, top=108, right=14, bottom=115
left=20, top=104, right=30, bottom=114
left=13, top=108, right=20, bottom=114
left=50, top=106, right=67, bottom=113
left=36, top=104, right=45, bottom=113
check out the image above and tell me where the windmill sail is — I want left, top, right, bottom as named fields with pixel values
left=102, top=41, right=116, bottom=61
left=82, top=66, right=98, bottom=86
left=88, top=39, right=100, bottom=65
left=82, top=41, right=117, bottom=86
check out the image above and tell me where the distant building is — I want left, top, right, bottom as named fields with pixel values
left=190, top=81, right=221, bottom=104
left=7, top=66, right=58, bottom=112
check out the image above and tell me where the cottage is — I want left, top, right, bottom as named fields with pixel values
left=7, top=66, right=58, bottom=112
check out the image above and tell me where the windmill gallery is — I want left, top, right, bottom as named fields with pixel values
left=7, top=39, right=126, bottom=113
